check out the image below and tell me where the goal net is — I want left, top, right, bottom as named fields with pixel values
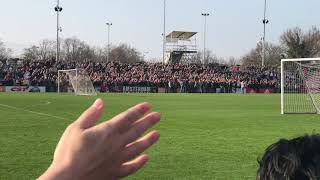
left=58, top=69, right=97, bottom=96
left=281, top=58, right=320, bottom=114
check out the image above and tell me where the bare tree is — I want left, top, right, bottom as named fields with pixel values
left=62, top=37, right=96, bottom=62
left=206, top=50, right=220, bottom=64
left=280, top=26, right=320, bottom=58
left=241, top=42, right=283, bottom=68
left=280, top=27, right=308, bottom=58
left=0, top=40, right=6, bottom=60
left=265, top=43, right=283, bottom=67
left=227, top=56, right=238, bottom=66
left=23, top=46, right=40, bottom=61
left=38, top=39, right=56, bottom=61
left=22, top=40, right=55, bottom=61
left=0, top=39, right=12, bottom=60
left=304, top=27, right=320, bottom=57
left=22, top=37, right=144, bottom=63
left=202, top=50, right=220, bottom=64
left=109, top=44, right=142, bottom=63
left=63, top=37, right=84, bottom=62
left=92, top=47, right=107, bottom=62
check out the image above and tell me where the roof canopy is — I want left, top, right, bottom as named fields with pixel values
left=166, top=31, right=197, bottom=42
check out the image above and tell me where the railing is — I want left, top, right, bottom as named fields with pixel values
left=166, top=44, right=197, bottom=52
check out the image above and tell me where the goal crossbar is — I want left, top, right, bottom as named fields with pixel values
left=281, top=58, right=320, bottom=62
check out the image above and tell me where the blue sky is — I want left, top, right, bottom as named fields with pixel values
left=1, top=0, right=320, bottom=60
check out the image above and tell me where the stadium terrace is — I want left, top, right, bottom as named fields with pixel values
left=0, top=59, right=279, bottom=93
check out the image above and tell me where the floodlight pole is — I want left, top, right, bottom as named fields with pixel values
left=262, top=0, right=269, bottom=68
left=202, top=13, right=210, bottom=64
left=55, top=0, right=63, bottom=63
left=163, top=0, right=166, bottom=64
left=106, top=22, right=113, bottom=62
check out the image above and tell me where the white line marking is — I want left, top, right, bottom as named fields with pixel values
left=43, top=100, right=52, bottom=105
left=0, top=103, right=68, bottom=120
left=30, top=100, right=52, bottom=107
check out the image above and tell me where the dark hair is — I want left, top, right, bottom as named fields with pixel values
left=257, top=134, right=320, bottom=180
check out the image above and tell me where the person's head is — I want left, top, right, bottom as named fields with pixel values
left=257, top=134, right=320, bottom=180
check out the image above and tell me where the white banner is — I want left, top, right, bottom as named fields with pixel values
left=123, top=86, right=152, bottom=93
left=5, top=86, right=46, bottom=93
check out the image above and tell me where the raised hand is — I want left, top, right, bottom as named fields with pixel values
left=39, top=99, right=160, bottom=180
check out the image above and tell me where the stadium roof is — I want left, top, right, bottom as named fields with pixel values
left=166, top=31, right=197, bottom=42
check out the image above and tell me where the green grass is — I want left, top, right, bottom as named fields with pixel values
left=0, top=93, right=319, bottom=180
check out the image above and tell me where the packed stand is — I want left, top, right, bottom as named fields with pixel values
left=0, top=59, right=280, bottom=93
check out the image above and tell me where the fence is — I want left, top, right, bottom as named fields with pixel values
left=0, top=84, right=280, bottom=94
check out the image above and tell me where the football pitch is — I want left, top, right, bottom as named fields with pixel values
left=0, top=93, right=319, bottom=180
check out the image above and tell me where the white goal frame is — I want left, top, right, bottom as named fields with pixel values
left=58, top=69, right=97, bottom=96
left=281, top=58, right=320, bottom=114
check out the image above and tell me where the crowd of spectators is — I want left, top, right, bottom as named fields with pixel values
left=0, top=59, right=280, bottom=93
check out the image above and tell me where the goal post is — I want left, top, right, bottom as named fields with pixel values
left=281, top=58, right=320, bottom=114
left=58, top=69, right=97, bottom=96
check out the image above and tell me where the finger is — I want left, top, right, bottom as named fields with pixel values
left=121, top=131, right=160, bottom=163
left=75, top=99, right=104, bottom=129
left=117, top=155, right=149, bottom=178
left=121, top=112, right=160, bottom=146
left=104, top=102, right=151, bottom=134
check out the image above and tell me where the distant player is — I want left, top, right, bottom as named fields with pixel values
left=241, top=81, right=245, bottom=94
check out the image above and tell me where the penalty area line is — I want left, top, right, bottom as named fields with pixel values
left=0, top=103, right=68, bottom=120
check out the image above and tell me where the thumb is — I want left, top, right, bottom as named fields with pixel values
left=76, top=98, right=105, bottom=129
